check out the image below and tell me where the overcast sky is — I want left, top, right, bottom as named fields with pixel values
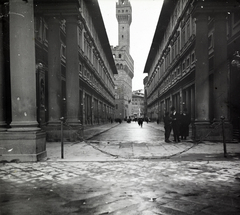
left=98, top=0, right=164, bottom=91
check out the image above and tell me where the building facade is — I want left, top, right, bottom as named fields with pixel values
left=112, top=0, right=134, bottom=120
left=0, top=0, right=117, bottom=161
left=144, top=0, right=240, bottom=141
left=131, top=90, right=144, bottom=118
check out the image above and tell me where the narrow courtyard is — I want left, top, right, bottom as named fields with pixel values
left=1, top=123, right=240, bottom=214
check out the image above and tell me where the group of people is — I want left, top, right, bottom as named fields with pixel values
left=163, top=107, right=191, bottom=143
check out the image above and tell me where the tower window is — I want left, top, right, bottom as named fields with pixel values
left=119, top=54, right=121, bottom=58
left=122, top=35, right=124, bottom=39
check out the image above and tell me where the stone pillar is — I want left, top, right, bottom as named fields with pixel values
left=45, top=16, right=62, bottom=141
left=82, top=90, right=86, bottom=126
left=213, top=12, right=229, bottom=120
left=180, top=88, right=183, bottom=113
left=0, top=6, right=7, bottom=130
left=65, top=16, right=82, bottom=141
left=9, top=2, right=38, bottom=128
left=0, top=0, right=46, bottom=162
left=91, top=96, right=94, bottom=124
left=193, top=12, right=210, bottom=140
left=194, top=13, right=210, bottom=123
left=191, top=86, right=195, bottom=121
left=185, top=89, right=189, bottom=111
left=47, top=17, right=62, bottom=124
left=213, top=12, right=232, bottom=140
left=170, top=94, right=173, bottom=108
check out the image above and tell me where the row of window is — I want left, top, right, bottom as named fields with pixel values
left=79, top=64, right=114, bottom=104
left=117, top=9, right=129, bottom=13
left=35, top=16, right=115, bottom=102
left=77, top=26, right=115, bottom=94
left=147, top=4, right=196, bottom=96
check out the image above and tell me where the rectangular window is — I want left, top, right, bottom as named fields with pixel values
left=77, top=27, right=83, bottom=50
left=182, top=61, right=185, bottom=71
left=186, top=57, right=190, bottom=68
left=43, top=22, right=48, bottom=45
left=60, top=43, right=66, bottom=60
left=191, top=52, right=195, bottom=64
left=172, top=45, right=175, bottom=61
left=182, top=26, right=186, bottom=47
left=79, top=63, right=82, bottom=76
left=177, top=35, right=180, bottom=53
left=84, top=38, right=87, bottom=56
left=208, top=34, right=213, bottom=48
left=35, top=17, right=42, bottom=41
left=186, top=20, right=190, bottom=41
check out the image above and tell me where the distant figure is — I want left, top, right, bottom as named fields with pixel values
left=163, top=112, right=172, bottom=143
left=145, top=117, right=149, bottom=123
left=180, top=108, right=191, bottom=140
left=170, top=106, right=180, bottom=142
left=138, top=118, right=143, bottom=128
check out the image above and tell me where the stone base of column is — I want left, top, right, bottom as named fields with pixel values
left=44, top=122, right=83, bottom=142
left=0, top=129, right=46, bottom=162
left=193, top=121, right=232, bottom=142
left=0, top=122, right=7, bottom=131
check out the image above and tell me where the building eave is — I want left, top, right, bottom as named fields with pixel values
left=143, top=0, right=177, bottom=74
left=86, top=0, right=118, bottom=75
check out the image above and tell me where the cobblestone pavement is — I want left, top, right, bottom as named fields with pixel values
left=46, top=122, right=240, bottom=162
left=1, top=122, right=240, bottom=214
left=1, top=160, right=240, bottom=214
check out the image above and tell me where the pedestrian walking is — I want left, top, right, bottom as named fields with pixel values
left=138, top=117, right=143, bottom=127
left=163, top=112, right=172, bottom=143
left=170, top=106, right=180, bottom=142
left=180, top=108, right=191, bottom=140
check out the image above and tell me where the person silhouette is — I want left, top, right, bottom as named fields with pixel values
left=170, top=106, right=180, bottom=143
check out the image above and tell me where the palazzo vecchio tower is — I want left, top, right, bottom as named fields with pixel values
left=112, top=0, right=134, bottom=120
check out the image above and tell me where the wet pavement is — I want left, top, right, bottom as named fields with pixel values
left=1, top=121, right=240, bottom=214
left=1, top=160, right=240, bottom=214
left=46, top=122, right=240, bottom=161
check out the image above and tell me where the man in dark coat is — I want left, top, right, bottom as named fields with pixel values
left=138, top=117, right=143, bottom=127
left=163, top=112, right=172, bottom=143
left=180, top=108, right=191, bottom=140
left=170, top=106, right=180, bottom=142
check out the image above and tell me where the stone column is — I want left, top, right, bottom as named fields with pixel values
left=185, top=89, right=189, bottom=111
left=193, top=12, right=210, bottom=140
left=0, top=0, right=46, bottom=162
left=0, top=6, right=7, bottom=130
left=65, top=16, right=80, bottom=123
left=65, top=16, right=82, bottom=141
left=9, top=0, right=39, bottom=129
left=191, top=86, right=195, bottom=121
left=180, top=88, right=183, bottom=113
left=194, top=13, right=210, bottom=123
left=213, top=12, right=232, bottom=140
left=45, top=16, right=62, bottom=141
left=91, top=96, right=94, bottom=124
left=170, top=94, right=173, bottom=108
left=213, top=12, right=229, bottom=120
left=47, top=17, right=62, bottom=125
left=82, top=90, right=86, bottom=126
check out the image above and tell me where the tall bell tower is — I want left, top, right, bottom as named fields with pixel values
left=112, top=0, right=134, bottom=120
left=116, top=0, right=132, bottom=53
